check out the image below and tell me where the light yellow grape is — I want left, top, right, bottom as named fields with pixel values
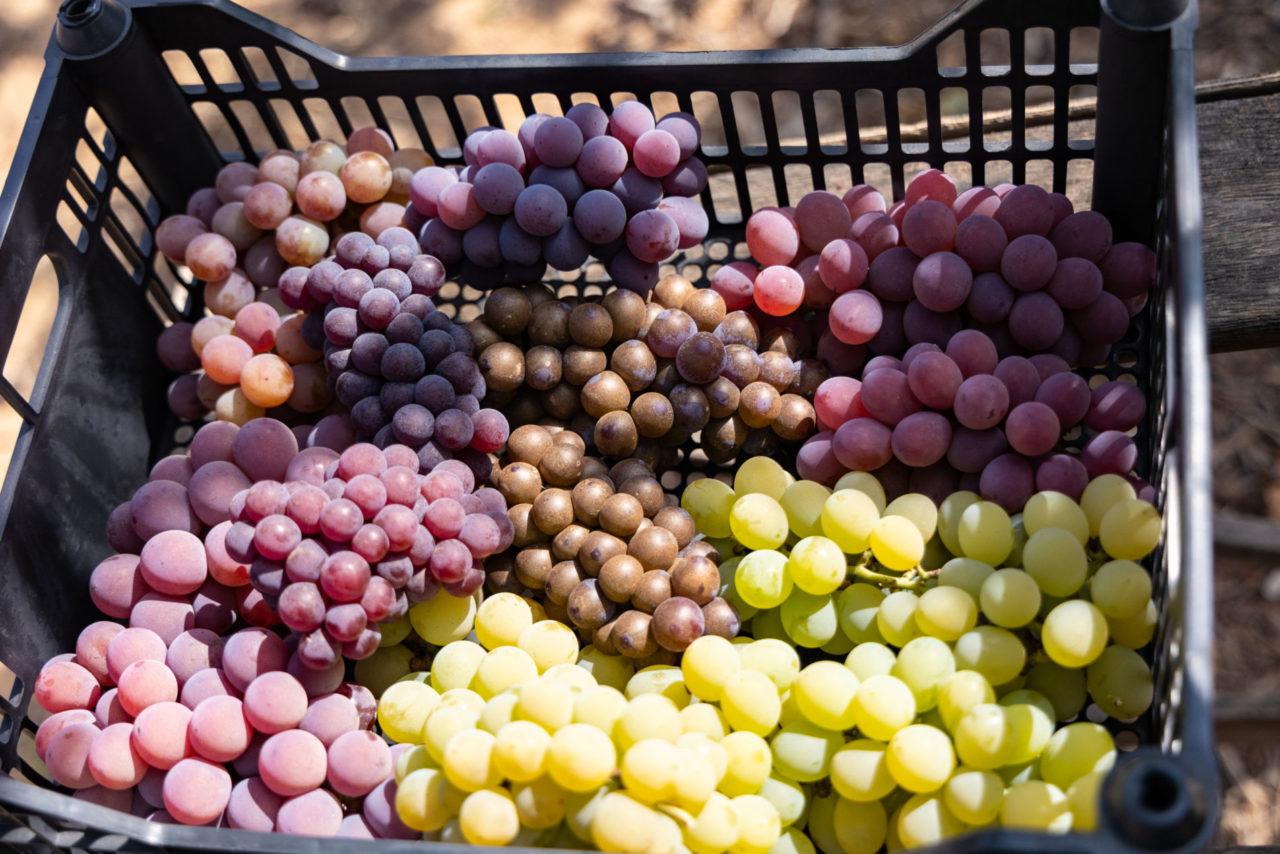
left=952, top=703, right=1013, bottom=769
left=781, top=480, right=832, bottom=538
left=565, top=782, right=616, bottom=844
left=952, top=626, right=1026, bottom=687
left=1086, top=645, right=1154, bottom=720
left=682, top=635, right=741, bottom=702
left=735, top=456, right=794, bottom=501
left=1067, top=770, right=1106, bottom=831
left=914, top=585, right=978, bottom=641
left=1023, top=491, right=1089, bottom=543
left=547, top=723, right=617, bottom=792
left=830, top=738, right=895, bottom=802
left=730, top=493, right=789, bottom=550
left=896, top=792, right=965, bottom=847
left=493, top=719, right=550, bottom=782
left=758, top=774, right=807, bottom=826
left=851, top=674, right=916, bottom=741
left=1023, top=661, right=1088, bottom=721
left=576, top=644, right=633, bottom=691
left=1099, top=498, right=1161, bottom=560
left=378, top=680, right=440, bottom=744
left=592, top=791, right=658, bottom=853
left=735, top=550, right=793, bottom=610
left=395, top=744, right=436, bottom=782
left=442, top=728, right=502, bottom=791
left=474, top=646, right=540, bottom=698
left=475, top=592, right=533, bottom=650
left=957, top=501, right=1013, bottom=566
left=573, top=685, right=628, bottom=733
left=423, top=703, right=480, bottom=763
left=937, top=670, right=996, bottom=732
left=684, top=791, right=738, bottom=854
left=770, top=721, right=843, bottom=783
left=884, top=493, right=939, bottom=541
left=1090, top=560, right=1153, bottom=620
left=1107, top=599, right=1158, bottom=650
left=787, top=536, right=848, bottom=595
left=886, top=724, right=955, bottom=793
left=979, top=568, right=1041, bottom=628
left=835, top=471, right=888, bottom=512
left=1042, top=600, right=1109, bottom=668
left=792, top=661, right=860, bottom=731
left=1038, top=722, right=1116, bottom=790
left=1000, top=780, right=1071, bottom=832
left=1081, top=474, right=1136, bottom=536
left=516, top=678, right=575, bottom=731
left=620, top=738, right=680, bottom=804
left=891, top=636, right=955, bottom=711
left=821, top=489, right=880, bottom=554
left=512, top=774, right=566, bottom=829
left=429, top=640, right=486, bottom=694
left=937, top=491, right=980, bottom=556
left=719, top=730, right=772, bottom=796
left=683, top=477, right=737, bottom=539
left=457, top=787, right=520, bottom=845
left=626, top=664, right=690, bottom=707
left=845, top=642, right=896, bottom=681
left=616, top=693, right=681, bottom=749
left=832, top=796, right=888, bottom=854
left=876, top=590, right=921, bottom=648
left=837, top=584, right=886, bottom=645
left=1023, top=527, right=1088, bottom=597
left=869, top=515, right=925, bottom=570
left=937, top=557, right=994, bottom=601
left=773, top=827, right=817, bottom=854
left=998, top=689, right=1055, bottom=765
left=737, top=638, right=802, bottom=691
left=943, top=767, right=1004, bottom=825
left=722, top=669, right=782, bottom=736
left=731, top=794, right=782, bottom=854
left=544, top=662, right=597, bottom=692
left=781, top=591, right=839, bottom=648
left=517, top=620, right=579, bottom=672
left=395, top=767, right=452, bottom=831
left=410, top=593, right=476, bottom=646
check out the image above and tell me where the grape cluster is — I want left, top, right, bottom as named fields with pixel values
left=484, top=443, right=737, bottom=657
left=289, top=229, right=512, bottom=477
left=156, top=127, right=430, bottom=423
left=798, top=332, right=1150, bottom=511
left=404, top=101, right=708, bottom=291
left=736, top=171, right=1155, bottom=371
left=473, top=278, right=824, bottom=464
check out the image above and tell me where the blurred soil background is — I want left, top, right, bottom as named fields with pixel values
left=1, top=0, right=1280, bottom=844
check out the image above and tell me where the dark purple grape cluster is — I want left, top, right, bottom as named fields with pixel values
left=403, top=101, right=708, bottom=293
left=207, top=426, right=514, bottom=670
left=279, top=229, right=512, bottom=479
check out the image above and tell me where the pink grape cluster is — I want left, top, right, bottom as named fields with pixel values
left=289, top=231, right=511, bottom=477
left=798, top=340, right=1151, bottom=510
left=722, top=169, right=1155, bottom=373
left=404, top=101, right=709, bottom=292
left=154, top=128, right=431, bottom=423
left=32, top=620, right=420, bottom=836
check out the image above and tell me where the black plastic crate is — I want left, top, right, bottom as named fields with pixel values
left=0, top=0, right=1215, bottom=850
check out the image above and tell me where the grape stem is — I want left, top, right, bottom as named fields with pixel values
left=848, top=561, right=940, bottom=590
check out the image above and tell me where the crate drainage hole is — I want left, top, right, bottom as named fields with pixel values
left=1139, top=768, right=1180, bottom=814
left=59, top=0, right=99, bottom=25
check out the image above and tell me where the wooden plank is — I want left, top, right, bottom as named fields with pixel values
left=1213, top=511, right=1280, bottom=557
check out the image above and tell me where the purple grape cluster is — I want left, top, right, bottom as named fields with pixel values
left=279, top=229, right=511, bottom=479
left=211, top=426, right=515, bottom=671
left=403, top=101, right=709, bottom=292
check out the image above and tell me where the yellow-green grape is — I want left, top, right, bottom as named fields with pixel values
left=821, top=629, right=856, bottom=657
left=758, top=774, right=807, bottom=827
left=1081, top=474, right=1137, bottom=537
left=821, top=489, right=880, bottom=554
left=781, top=591, right=839, bottom=648
left=952, top=626, right=1026, bottom=687
left=492, top=719, right=550, bottom=782
left=751, top=606, right=788, bottom=643
left=593, top=790, right=660, bottom=852
left=1107, top=599, right=1158, bottom=650
left=876, top=590, right=921, bottom=648
left=438, top=687, right=485, bottom=712
left=1042, top=600, right=1109, bottom=668
left=1023, top=661, right=1087, bottom=721
left=773, top=827, right=818, bottom=854
left=626, top=665, right=690, bottom=707
left=545, top=723, right=617, bottom=793
left=429, top=640, right=485, bottom=693
left=355, top=644, right=414, bottom=697
left=474, top=592, right=533, bottom=650
left=832, top=796, right=888, bottom=854
left=830, top=738, right=895, bottom=802
left=999, top=780, right=1071, bottom=832
left=395, top=767, right=452, bottom=831
left=1022, top=527, right=1088, bottom=596
left=573, top=685, right=627, bottom=733
left=738, top=638, right=802, bottom=691
left=442, top=728, right=501, bottom=791
left=781, top=480, right=833, bottom=539
left=564, top=781, right=615, bottom=843
left=481, top=689, right=519, bottom=737
left=1023, top=491, right=1089, bottom=544
left=616, top=693, right=681, bottom=749
left=869, top=515, right=925, bottom=570
left=473, top=646, right=540, bottom=698
left=792, top=660, right=860, bottom=731
left=735, top=456, right=794, bottom=501
left=517, top=678, right=575, bottom=731
left=806, top=793, right=841, bottom=854
left=377, top=680, right=440, bottom=744
left=680, top=732, right=730, bottom=783
left=423, top=703, right=480, bottom=763
left=952, top=703, right=1013, bottom=769
left=576, top=645, right=633, bottom=692
left=837, top=583, right=886, bottom=644
left=787, top=536, right=848, bottom=595
left=719, top=730, right=772, bottom=796
left=379, top=615, right=412, bottom=647
left=409, top=593, right=476, bottom=646
left=513, top=774, right=567, bottom=829
left=914, top=585, right=978, bottom=641
left=544, top=662, right=597, bottom=692
left=884, top=493, right=939, bottom=542
left=730, top=493, right=789, bottom=550
left=937, top=670, right=996, bottom=733
left=845, top=642, right=896, bottom=681
left=722, top=669, right=782, bottom=736
left=998, top=690, right=1055, bottom=765
left=1090, top=560, right=1153, bottom=620
left=619, top=738, right=679, bottom=804
left=1086, top=645, right=1154, bottom=720
left=770, top=721, right=843, bottom=782
left=513, top=620, right=576, bottom=672
left=937, top=491, right=980, bottom=555
left=957, top=501, right=1014, bottom=566
left=943, top=767, right=1004, bottom=825
left=1067, top=770, right=1106, bottom=831
left=682, top=635, right=741, bottom=701
left=683, top=477, right=737, bottom=539
left=685, top=791, right=738, bottom=853
left=1100, top=498, right=1162, bottom=561
left=458, top=787, right=520, bottom=846
left=896, top=792, right=965, bottom=847
left=680, top=703, right=729, bottom=740
left=851, top=675, right=916, bottom=741
left=891, top=637, right=955, bottom=711
left=835, top=471, right=887, bottom=512
left=731, top=794, right=783, bottom=854
left=937, top=557, right=994, bottom=601
left=886, top=724, right=955, bottom=793
left=1039, top=722, right=1116, bottom=790
left=979, top=568, right=1042, bottom=629
left=735, top=550, right=793, bottom=610
left=396, top=744, right=436, bottom=782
